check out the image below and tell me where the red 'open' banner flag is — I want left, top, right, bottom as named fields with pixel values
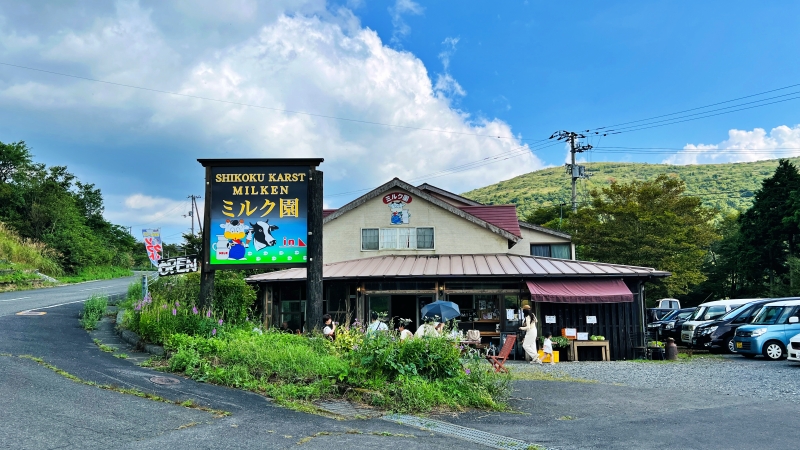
left=142, top=229, right=162, bottom=267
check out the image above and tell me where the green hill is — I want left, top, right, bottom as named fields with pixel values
left=463, top=157, right=800, bottom=218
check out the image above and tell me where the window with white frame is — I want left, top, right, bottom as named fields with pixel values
left=362, top=227, right=435, bottom=250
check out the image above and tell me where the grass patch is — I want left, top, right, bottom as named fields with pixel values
left=15, top=354, right=229, bottom=417
left=114, top=353, right=128, bottom=359
left=58, top=266, right=133, bottom=284
left=80, top=295, right=108, bottom=330
left=629, top=353, right=726, bottom=363
left=162, top=328, right=510, bottom=414
left=557, top=415, right=576, bottom=420
left=0, top=222, right=62, bottom=277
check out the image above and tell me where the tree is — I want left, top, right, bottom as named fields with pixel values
left=570, top=175, right=718, bottom=299
left=738, top=159, right=800, bottom=295
left=0, top=141, right=33, bottom=184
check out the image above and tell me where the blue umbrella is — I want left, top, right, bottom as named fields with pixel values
left=421, top=301, right=461, bottom=322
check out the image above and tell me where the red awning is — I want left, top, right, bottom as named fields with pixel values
left=526, top=279, right=633, bottom=303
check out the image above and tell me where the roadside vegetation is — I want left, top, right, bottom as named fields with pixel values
left=0, top=140, right=135, bottom=289
left=80, top=295, right=108, bottom=330
left=119, top=273, right=511, bottom=413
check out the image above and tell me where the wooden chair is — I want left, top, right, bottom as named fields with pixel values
left=486, top=335, right=516, bottom=373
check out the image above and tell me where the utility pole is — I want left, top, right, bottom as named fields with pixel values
left=550, top=131, right=593, bottom=212
left=187, top=195, right=202, bottom=236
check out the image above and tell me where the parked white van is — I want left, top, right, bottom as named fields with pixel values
left=681, top=299, right=753, bottom=346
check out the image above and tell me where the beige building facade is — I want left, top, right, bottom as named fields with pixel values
left=323, top=178, right=573, bottom=263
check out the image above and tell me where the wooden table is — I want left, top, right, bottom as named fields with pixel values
left=568, top=340, right=610, bottom=361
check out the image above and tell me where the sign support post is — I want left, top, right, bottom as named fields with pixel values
left=306, top=168, right=324, bottom=330
left=197, top=158, right=324, bottom=320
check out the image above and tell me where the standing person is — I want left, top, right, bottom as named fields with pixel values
left=322, top=314, right=336, bottom=340
left=519, top=305, right=541, bottom=364
left=367, top=311, right=388, bottom=334
left=415, top=319, right=440, bottom=338
left=398, top=319, right=413, bottom=340
left=542, top=332, right=555, bottom=365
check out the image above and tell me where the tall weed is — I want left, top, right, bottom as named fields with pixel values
left=80, top=294, right=108, bottom=330
left=0, top=222, right=62, bottom=276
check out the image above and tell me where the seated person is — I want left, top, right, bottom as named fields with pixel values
left=366, top=311, right=388, bottom=334
left=322, top=314, right=336, bottom=340
left=398, top=319, right=413, bottom=340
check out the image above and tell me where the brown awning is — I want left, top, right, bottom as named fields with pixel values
left=526, top=279, right=633, bottom=303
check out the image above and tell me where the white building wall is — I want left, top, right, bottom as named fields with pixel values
left=323, top=189, right=510, bottom=264
left=508, top=227, right=572, bottom=257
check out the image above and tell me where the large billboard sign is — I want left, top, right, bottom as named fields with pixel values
left=198, top=159, right=324, bottom=271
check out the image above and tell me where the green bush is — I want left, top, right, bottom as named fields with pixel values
left=80, top=294, right=108, bottom=330
left=161, top=325, right=510, bottom=413
left=349, top=331, right=462, bottom=380
left=124, top=272, right=257, bottom=344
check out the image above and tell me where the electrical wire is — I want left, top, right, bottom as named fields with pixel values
left=0, top=61, right=549, bottom=143
left=588, top=82, right=800, bottom=132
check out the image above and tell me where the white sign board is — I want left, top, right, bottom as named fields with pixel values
left=545, top=315, right=556, bottom=324
left=586, top=316, right=597, bottom=324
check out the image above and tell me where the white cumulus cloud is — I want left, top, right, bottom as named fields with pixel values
left=0, top=0, right=542, bottom=241
left=665, top=125, right=800, bottom=165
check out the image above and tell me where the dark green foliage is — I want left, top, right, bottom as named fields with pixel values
left=349, top=331, right=462, bottom=380
left=570, top=175, right=719, bottom=299
left=0, top=140, right=136, bottom=275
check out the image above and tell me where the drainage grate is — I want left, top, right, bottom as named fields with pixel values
left=383, top=414, right=536, bottom=450
left=149, top=376, right=181, bottom=385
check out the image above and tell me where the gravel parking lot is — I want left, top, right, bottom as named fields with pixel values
left=511, top=354, right=800, bottom=402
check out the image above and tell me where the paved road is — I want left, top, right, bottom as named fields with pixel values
left=0, top=274, right=141, bottom=317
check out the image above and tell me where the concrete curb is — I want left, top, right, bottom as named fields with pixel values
left=115, top=309, right=166, bottom=357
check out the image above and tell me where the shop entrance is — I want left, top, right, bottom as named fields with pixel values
left=391, top=295, right=417, bottom=332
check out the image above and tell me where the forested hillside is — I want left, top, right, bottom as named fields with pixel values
left=0, top=140, right=136, bottom=281
left=463, top=157, right=800, bottom=217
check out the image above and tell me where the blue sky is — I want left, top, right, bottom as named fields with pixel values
left=1, top=1, right=799, bottom=243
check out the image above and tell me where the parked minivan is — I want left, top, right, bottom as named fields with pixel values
left=734, top=299, right=800, bottom=360
left=680, top=299, right=752, bottom=346
left=693, top=299, right=770, bottom=353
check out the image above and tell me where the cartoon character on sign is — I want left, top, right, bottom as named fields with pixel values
left=220, top=219, right=247, bottom=260
left=389, top=201, right=412, bottom=224
left=383, top=192, right=412, bottom=225
left=250, top=220, right=279, bottom=251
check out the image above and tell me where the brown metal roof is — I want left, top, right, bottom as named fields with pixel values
left=246, top=254, right=670, bottom=283
left=458, top=206, right=523, bottom=238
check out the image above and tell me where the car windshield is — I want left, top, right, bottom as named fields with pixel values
left=751, top=306, right=785, bottom=325
left=688, top=307, right=707, bottom=320
left=660, top=310, right=680, bottom=321
left=690, top=305, right=731, bottom=321
left=720, top=304, right=750, bottom=321
left=677, top=311, right=693, bottom=320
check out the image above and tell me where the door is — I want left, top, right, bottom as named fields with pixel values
left=391, top=295, right=417, bottom=332
left=280, top=301, right=306, bottom=333
left=416, top=295, right=435, bottom=330
left=781, top=306, right=800, bottom=342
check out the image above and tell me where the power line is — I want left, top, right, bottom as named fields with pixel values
left=596, top=94, right=800, bottom=135
left=588, top=81, right=800, bottom=133
left=0, top=61, right=548, bottom=143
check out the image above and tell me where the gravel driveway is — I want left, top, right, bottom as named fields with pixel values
left=510, top=354, right=800, bottom=402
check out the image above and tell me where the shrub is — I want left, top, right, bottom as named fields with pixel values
left=124, top=271, right=257, bottom=344
left=349, top=331, right=462, bottom=381
left=80, top=294, right=108, bottom=330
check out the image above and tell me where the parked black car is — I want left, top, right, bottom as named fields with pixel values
left=693, top=299, right=774, bottom=353
left=658, top=308, right=695, bottom=342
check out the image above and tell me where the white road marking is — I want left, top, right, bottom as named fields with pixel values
left=20, top=298, right=90, bottom=314
left=80, top=286, right=112, bottom=291
left=0, top=296, right=31, bottom=303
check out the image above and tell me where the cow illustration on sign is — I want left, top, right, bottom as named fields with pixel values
left=383, top=192, right=412, bottom=225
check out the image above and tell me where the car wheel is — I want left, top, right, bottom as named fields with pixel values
left=726, top=338, right=736, bottom=354
left=762, top=341, right=786, bottom=360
